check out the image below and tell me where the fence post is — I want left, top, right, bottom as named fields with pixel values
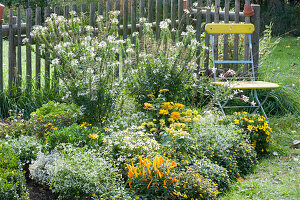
left=251, top=4, right=260, bottom=79
left=8, top=10, right=17, bottom=93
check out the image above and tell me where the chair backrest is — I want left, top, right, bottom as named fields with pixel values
left=205, top=23, right=255, bottom=81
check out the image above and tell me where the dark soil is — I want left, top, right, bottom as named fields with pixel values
left=24, top=164, right=58, bottom=200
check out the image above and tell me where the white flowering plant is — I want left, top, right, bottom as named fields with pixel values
left=27, top=11, right=129, bottom=124
left=127, top=18, right=200, bottom=106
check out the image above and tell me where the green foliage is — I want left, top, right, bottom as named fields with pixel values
left=0, top=110, right=34, bottom=138
left=221, top=112, right=272, bottom=156
left=191, top=158, right=230, bottom=192
left=30, top=144, right=131, bottom=200
left=127, top=20, right=199, bottom=106
left=43, top=123, right=103, bottom=152
left=30, top=101, right=81, bottom=137
left=2, top=136, right=40, bottom=166
left=27, top=11, right=125, bottom=124
left=0, top=144, right=29, bottom=200
left=176, top=168, right=219, bottom=199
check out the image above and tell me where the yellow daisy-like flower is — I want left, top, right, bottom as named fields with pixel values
left=159, top=89, right=169, bottom=92
left=147, top=94, right=155, bottom=98
left=170, top=112, right=180, bottom=120
left=161, top=102, right=173, bottom=110
left=88, top=133, right=99, bottom=140
left=174, top=103, right=185, bottom=110
left=147, top=122, right=155, bottom=127
left=150, top=128, right=157, bottom=132
left=234, top=119, right=239, bottom=124
left=193, top=117, right=199, bottom=122
left=159, top=109, right=169, bottom=115
left=144, top=102, right=153, bottom=110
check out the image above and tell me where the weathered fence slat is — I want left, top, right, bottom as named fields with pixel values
left=44, top=7, right=51, bottom=91
left=90, top=3, right=96, bottom=27
left=54, top=5, right=60, bottom=15
left=26, top=8, right=32, bottom=91
left=106, top=0, right=112, bottom=20
left=0, top=23, right=3, bottom=91
left=81, top=4, right=87, bottom=13
left=115, top=0, right=121, bottom=24
left=214, top=0, right=220, bottom=63
left=35, top=7, right=41, bottom=90
left=251, top=4, right=260, bottom=79
left=8, top=9, right=15, bottom=91
left=148, top=0, right=154, bottom=23
left=131, top=0, right=137, bottom=42
left=204, top=0, right=212, bottom=74
left=178, top=0, right=183, bottom=38
left=223, top=0, right=230, bottom=69
left=186, top=0, right=192, bottom=25
left=98, top=1, right=104, bottom=16
left=196, top=0, right=202, bottom=74
left=163, top=0, right=168, bottom=20
left=244, top=0, right=250, bottom=73
left=171, top=0, right=176, bottom=40
left=123, top=0, right=128, bottom=39
left=156, top=0, right=161, bottom=39
left=64, top=5, right=69, bottom=19
left=139, top=0, right=145, bottom=34
left=17, top=7, right=22, bottom=91
left=233, top=0, right=240, bottom=71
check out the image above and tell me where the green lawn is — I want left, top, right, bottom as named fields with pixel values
left=221, top=37, right=300, bottom=200
left=1, top=40, right=46, bottom=89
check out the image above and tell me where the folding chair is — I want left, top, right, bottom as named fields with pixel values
left=205, top=23, right=280, bottom=123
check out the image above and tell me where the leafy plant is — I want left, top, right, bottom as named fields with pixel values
left=43, top=123, right=103, bottom=152
left=127, top=19, right=199, bottom=106
left=0, top=144, right=29, bottom=200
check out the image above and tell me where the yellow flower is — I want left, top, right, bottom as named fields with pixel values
left=197, top=115, right=202, bottom=119
left=88, top=133, right=99, bottom=140
left=144, top=102, right=153, bottom=110
left=170, top=112, right=180, bottom=120
left=159, top=89, right=169, bottom=92
left=168, top=118, right=175, bottom=123
left=147, top=94, right=155, bottom=98
left=193, top=110, right=198, bottom=115
left=159, top=119, right=165, bottom=125
left=249, top=120, right=254, bottom=123
left=218, top=119, right=223, bottom=122
left=247, top=125, right=253, bottom=131
left=193, top=117, right=199, bottom=122
left=159, top=109, right=169, bottom=115
left=150, top=128, right=157, bottom=132
left=161, top=102, right=173, bottom=110
left=234, top=119, right=239, bottom=124
left=174, top=103, right=185, bottom=110
left=147, top=122, right=155, bottom=127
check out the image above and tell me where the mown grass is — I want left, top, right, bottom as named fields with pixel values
left=258, top=37, right=300, bottom=115
left=221, top=37, right=300, bottom=200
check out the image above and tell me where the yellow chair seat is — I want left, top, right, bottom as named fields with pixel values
left=212, top=81, right=280, bottom=89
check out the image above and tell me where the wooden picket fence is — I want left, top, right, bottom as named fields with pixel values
left=0, top=0, right=260, bottom=93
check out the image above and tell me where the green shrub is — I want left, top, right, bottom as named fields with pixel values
left=30, top=101, right=81, bottom=137
left=0, top=144, right=29, bottom=200
left=221, top=112, right=272, bottom=156
left=30, top=144, right=130, bottom=199
left=191, top=158, right=230, bottom=192
left=191, top=116, right=252, bottom=180
left=176, top=168, right=219, bottom=199
left=2, top=136, right=41, bottom=166
left=27, top=11, right=125, bottom=124
left=43, top=123, right=103, bottom=152
left=127, top=20, right=199, bottom=106
left=103, top=126, right=160, bottom=165
left=0, top=110, right=34, bottom=138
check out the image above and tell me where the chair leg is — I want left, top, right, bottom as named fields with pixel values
left=253, top=89, right=270, bottom=125
left=217, top=100, right=226, bottom=116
